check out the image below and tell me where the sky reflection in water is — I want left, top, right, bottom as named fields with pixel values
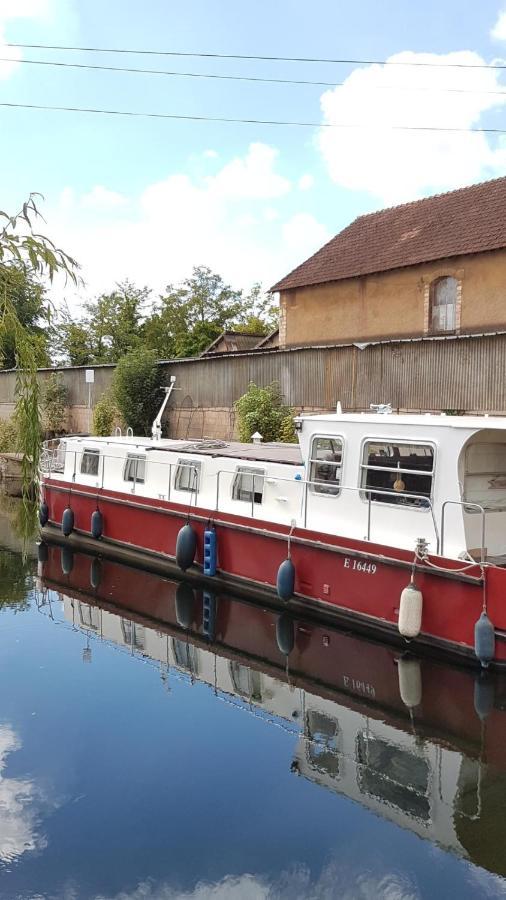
left=0, top=540, right=505, bottom=899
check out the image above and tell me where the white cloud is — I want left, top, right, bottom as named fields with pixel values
left=298, top=174, right=315, bottom=191
left=491, top=10, right=506, bottom=40
left=0, top=0, right=76, bottom=79
left=48, top=143, right=328, bottom=305
left=80, top=186, right=129, bottom=212
left=206, top=143, right=291, bottom=200
left=0, top=723, right=46, bottom=863
left=0, top=0, right=52, bottom=79
left=318, top=50, right=506, bottom=204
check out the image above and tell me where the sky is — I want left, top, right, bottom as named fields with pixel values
left=2, top=0, right=506, bottom=308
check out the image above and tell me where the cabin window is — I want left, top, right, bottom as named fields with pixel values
left=174, top=459, right=201, bottom=492
left=172, top=638, right=199, bottom=674
left=430, top=276, right=457, bottom=333
left=305, top=711, right=340, bottom=777
left=229, top=662, right=263, bottom=701
left=78, top=602, right=100, bottom=630
left=123, top=454, right=146, bottom=484
left=231, top=466, right=265, bottom=504
left=121, top=620, right=145, bottom=650
left=81, top=448, right=100, bottom=476
left=360, top=441, right=434, bottom=507
left=309, top=436, right=343, bottom=496
left=356, top=732, right=430, bottom=821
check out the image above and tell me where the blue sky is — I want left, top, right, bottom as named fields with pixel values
left=2, top=0, right=506, bottom=305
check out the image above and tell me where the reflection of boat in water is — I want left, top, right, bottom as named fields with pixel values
left=37, top=545, right=506, bottom=878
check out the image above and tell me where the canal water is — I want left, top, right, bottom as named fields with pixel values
left=1, top=526, right=506, bottom=896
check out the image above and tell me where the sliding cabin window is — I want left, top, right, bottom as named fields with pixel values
left=305, top=711, right=340, bottom=777
left=231, top=466, right=265, bottom=504
left=172, top=637, right=199, bottom=674
left=123, top=454, right=146, bottom=484
left=174, top=459, right=201, bottom=493
left=356, top=732, right=430, bottom=821
left=80, top=448, right=100, bottom=476
left=121, top=619, right=145, bottom=650
left=78, top=602, right=100, bottom=630
left=309, top=436, right=343, bottom=496
left=360, top=441, right=434, bottom=507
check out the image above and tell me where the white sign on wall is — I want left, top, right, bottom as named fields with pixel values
left=85, top=369, right=95, bottom=384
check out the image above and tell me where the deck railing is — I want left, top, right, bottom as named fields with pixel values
left=41, top=440, right=444, bottom=554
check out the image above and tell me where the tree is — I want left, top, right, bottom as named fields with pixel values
left=41, top=373, right=68, bottom=436
left=112, top=348, right=164, bottom=436
left=143, top=267, right=276, bottom=359
left=0, top=266, right=50, bottom=369
left=234, top=382, right=293, bottom=443
left=0, top=194, right=78, bottom=496
left=55, top=282, right=149, bottom=365
left=92, top=391, right=120, bottom=437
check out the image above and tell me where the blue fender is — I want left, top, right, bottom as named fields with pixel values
left=276, top=613, right=295, bottom=656
left=61, top=546, right=74, bottom=575
left=475, top=611, right=495, bottom=668
left=37, top=541, right=48, bottom=564
left=90, top=558, right=102, bottom=590
left=277, top=558, right=295, bottom=602
left=176, top=524, right=197, bottom=571
left=91, top=509, right=103, bottom=540
left=62, top=507, right=74, bottom=538
left=175, top=582, right=195, bottom=628
left=39, top=501, right=49, bottom=527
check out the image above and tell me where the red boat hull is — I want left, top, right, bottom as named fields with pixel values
left=41, top=478, right=506, bottom=666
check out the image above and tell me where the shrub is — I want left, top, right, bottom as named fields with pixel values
left=112, top=348, right=164, bottom=436
left=234, top=381, right=294, bottom=443
left=0, top=417, right=18, bottom=453
left=278, top=413, right=297, bottom=443
left=42, top=373, right=68, bottom=435
left=92, top=391, right=120, bottom=437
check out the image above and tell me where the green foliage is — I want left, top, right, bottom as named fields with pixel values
left=0, top=195, right=78, bottom=500
left=0, top=416, right=18, bottom=452
left=113, top=348, right=164, bottom=436
left=0, top=549, right=31, bottom=609
left=0, top=266, right=50, bottom=369
left=235, top=382, right=293, bottom=443
left=54, top=281, right=148, bottom=365
left=41, top=372, right=68, bottom=435
left=92, top=391, right=119, bottom=436
left=143, top=268, right=276, bottom=359
left=278, top=413, right=297, bottom=443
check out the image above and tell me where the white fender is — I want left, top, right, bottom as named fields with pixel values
left=398, top=582, right=423, bottom=638
left=397, top=657, right=422, bottom=709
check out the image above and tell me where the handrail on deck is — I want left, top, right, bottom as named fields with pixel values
left=41, top=442, right=441, bottom=552
left=440, top=499, right=486, bottom=563
left=214, top=468, right=440, bottom=552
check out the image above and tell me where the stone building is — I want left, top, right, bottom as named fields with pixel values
left=272, top=177, right=506, bottom=348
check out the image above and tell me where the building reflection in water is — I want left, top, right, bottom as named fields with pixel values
left=36, top=545, right=506, bottom=879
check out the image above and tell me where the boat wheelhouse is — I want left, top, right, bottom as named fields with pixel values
left=39, top=406, right=506, bottom=668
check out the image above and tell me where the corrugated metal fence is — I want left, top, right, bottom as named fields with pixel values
left=0, top=332, right=505, bottom=418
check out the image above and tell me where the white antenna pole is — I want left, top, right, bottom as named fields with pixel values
left=152, top=376, right=177, bottom=440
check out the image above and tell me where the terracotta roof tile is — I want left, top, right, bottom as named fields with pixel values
left=271, top=176, right=506, bottom=292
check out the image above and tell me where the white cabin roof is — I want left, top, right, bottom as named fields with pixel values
left=300, top=411, right=506, bottom=431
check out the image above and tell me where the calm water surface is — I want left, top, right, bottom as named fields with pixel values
left=1, top=524, right=506, bottom=897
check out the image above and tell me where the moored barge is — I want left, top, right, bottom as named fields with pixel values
left=39, top=404, right=506, bottom=667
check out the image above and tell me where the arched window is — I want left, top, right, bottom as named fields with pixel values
left=430, top=276, right=457, bottom=333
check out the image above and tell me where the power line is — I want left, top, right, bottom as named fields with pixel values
left=2, top=100, right=506, bottom=133
left=6, top=42, right=506, bottom=70
left=3, top=56, right=506, bottom=95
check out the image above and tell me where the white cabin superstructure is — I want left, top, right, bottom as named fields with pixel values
left=45, top=410, right=506, bottom=564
